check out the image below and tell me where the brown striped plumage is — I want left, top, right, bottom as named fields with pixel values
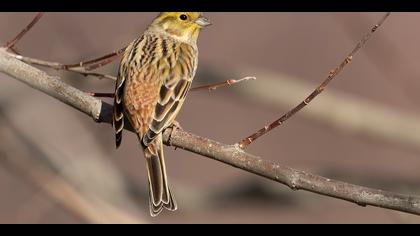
left=113, top=12, right=210, bottom=217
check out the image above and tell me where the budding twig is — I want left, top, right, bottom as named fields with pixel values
left=11, top=54, right=116, bottom=81
left=62, top=47, right=126, bottom=71
left=237, top=12, right=392, bottom=149
left=84, top=77, right=256, bottom=98
left=190, top=76, right=256, bottom=92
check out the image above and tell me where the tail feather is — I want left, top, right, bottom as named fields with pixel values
left=143, top=134, right=177, bottom=217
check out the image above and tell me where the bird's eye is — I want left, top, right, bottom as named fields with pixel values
left=179, top=14, right=188, bottom=21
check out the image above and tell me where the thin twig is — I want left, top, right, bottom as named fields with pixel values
left=190, top=76, right=256, bottom=92
left=12, top=53, right=256, bottom=88
left=85, top=77, right=257, bottom=98
left=1, top=47, right=420, bottom=216
left=11, top=54, right=116, bottom=81
left=237, top=12, right=392, bottom=149
left=63, top=47, right=126, bottom=71
left=4, top=12, right=44, bottom=49
left=9, top=46, right=21, bottom=55
left=4, top=12, right=121, bottom=80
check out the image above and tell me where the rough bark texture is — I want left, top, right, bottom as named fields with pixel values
left=1, top=48, right=420, bottom=216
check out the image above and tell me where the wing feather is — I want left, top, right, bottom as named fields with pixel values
left=142, top=43, right=196, bottom=146
left=113, top=36, right=148, bottom=148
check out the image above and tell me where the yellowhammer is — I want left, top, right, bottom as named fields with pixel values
left=113, top=12, right=210, bottom=217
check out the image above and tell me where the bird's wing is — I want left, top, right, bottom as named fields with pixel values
left=142, top=42, right=197, bottom=147
left=113, top=52, right=129, bottom=148
left=113, top=36, right=147, bottom=148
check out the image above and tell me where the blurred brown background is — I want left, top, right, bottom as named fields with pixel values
left=0, top=12, right=419, bottom=223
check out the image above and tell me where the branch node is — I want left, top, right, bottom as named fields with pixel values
left=190, top=76, right=256, bottom=92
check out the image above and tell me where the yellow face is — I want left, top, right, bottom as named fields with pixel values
left=151, top=12, right=211, bottom=42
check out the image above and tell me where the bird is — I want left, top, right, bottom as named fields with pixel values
left=112, top=12, right=211, bottom=217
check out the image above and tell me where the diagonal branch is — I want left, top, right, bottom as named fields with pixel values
left=4, top=12, right=44, bottom=49
left=237, top=12, right=392, bottom=149
left=1, top=48, right=419, bottom=216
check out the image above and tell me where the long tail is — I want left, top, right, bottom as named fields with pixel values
left=143, top=134, right=177, bottom=217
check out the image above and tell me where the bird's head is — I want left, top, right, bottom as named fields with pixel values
left=149, top=12, right=211, bottom=43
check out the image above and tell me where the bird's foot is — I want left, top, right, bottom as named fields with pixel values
left=171, top=120, right=183, bottom=130
left=169, top=120, right=183, bottom=149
